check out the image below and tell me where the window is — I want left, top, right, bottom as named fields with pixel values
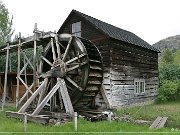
left=134, top=79, right=145, bottom=94
left=72, top=21, right=81, bottom=37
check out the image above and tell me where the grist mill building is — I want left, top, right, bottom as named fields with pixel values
left=58, top=10, right=160, bottom=108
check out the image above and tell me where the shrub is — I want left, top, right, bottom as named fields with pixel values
left=157, top=80, right=180, bottom=102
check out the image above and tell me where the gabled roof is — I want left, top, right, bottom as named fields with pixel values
left=58, top=10, right=160, bottom=52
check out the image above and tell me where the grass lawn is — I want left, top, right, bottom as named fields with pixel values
left=0, top=102, right=179, bottom=135
left=116, top=101, right=180, bottom=129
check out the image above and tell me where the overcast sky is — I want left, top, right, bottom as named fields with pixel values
left=3, top=0, right=180, bottom=44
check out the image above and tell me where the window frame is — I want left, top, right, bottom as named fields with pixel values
left=134, top=79, right=145, bottom=94
left=71, top=21, right=81, bottom=37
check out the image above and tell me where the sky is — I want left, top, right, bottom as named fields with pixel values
left=3, top=0, right=180, bottom=45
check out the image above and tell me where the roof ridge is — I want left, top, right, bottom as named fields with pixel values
left=73, top=9, right=132, bottom=34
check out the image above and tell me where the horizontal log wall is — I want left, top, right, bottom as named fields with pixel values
left=106, top=40, right=158, bottom=107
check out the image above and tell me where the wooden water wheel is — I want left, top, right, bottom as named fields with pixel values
left=18, top=34, right=103, bottom=116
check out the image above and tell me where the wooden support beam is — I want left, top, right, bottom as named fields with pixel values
left=18, top=78, right=48, bottom=113
left=18, top=83, right=34, bottom=105
left=33, top=23, right=37, bottom=92
left=9, top=53, right=12, bottom=72
left=37, top=81, right=48, bottom=106
left=2, top=43, right=9, bottom=111
left=16, top=33, right=21, bottom=108
left=59, top=78, right=74, bottom=116
left=17, top=76, right=33, bottom=94
left=23, top=50, right=28, bottom=100
left=6, top=111, right=49, bottom=124
left=41, top=56, right=53, bottom=66
left=31, top=78, right=61, bottom=116
left=100, top=85, right=111, bottom=109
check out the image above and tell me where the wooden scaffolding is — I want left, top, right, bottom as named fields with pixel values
left=0, top=23, right=56, bottom=110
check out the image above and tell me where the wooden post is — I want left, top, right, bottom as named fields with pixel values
left=9, top=53, right=12, bottom=72
left=23, top=50, right=28, bottom=100
left=74, top=112, right=78, bottom=131
left=16, top=32, right=21, bottom=108
left=24, top=112, right=27, bottom=132
left=33, top=23, right=37, bottom=92
left=2, top=43, right=9, bottom=111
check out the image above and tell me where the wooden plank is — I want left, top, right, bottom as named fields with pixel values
left=149, top=116, right=162, bottom=129
left=149, top=117, right=168, bottom=129
left=6, top=111, right=49, bottom=124
left=100, top=85, right=111, bottom=108
left=157, top=117, right=168, bottom=129
left=59, top=78, right=74, bottom=116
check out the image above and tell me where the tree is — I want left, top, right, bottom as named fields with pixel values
left=0, top=1, right=13, bottom=45
left=161, top=48, right=174, bottom=64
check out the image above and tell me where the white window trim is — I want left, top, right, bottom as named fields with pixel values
left=134, top=79, right=145, bottom=94
left=71, top=21, right=81, bottom=37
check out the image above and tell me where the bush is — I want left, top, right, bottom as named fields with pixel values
left=157, top=80, right=180, bottom=102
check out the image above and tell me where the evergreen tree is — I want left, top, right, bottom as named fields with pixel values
left=161, top=48, right=174, bottom=64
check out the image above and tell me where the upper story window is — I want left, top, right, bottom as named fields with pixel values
left=134, top=79, right=145, bottom=94
left=72, top=21, right=81, bottom=37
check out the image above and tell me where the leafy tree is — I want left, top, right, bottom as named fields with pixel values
left=157, top=49, right=180, bottom=102
left=0, top=1, right=14, bottom=45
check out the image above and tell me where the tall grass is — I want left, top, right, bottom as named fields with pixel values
left=0, top=103, right=179, bottom=134
left=116, top=101, right=180, bottom=128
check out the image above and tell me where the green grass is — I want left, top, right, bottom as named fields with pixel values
left=0, top=102, right=180, bottom=134
left=116, top=101, right=180, bottom=128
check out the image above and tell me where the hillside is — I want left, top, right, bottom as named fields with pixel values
left=153, top=35, right=180, bottom=53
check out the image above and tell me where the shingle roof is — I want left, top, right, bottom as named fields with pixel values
left=59, top=10, right=160, bottom=52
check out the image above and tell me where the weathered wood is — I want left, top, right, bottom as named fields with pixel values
left=18, top=78, right=48, bottom=113
left=62, top=37, right=72, bottom=61
left=2, top=43, right=10, bottom=111
left=31, top=79, right=61, bottom=116
left=33, top=24, right=37, bottom=93
left=55, top=34, right=61, bottom=59
left=16, top=33, right=21, bottom=108
left=18, top=83, right=34, bottom=105
left=51, top=38, right=56, bottom=61
left=100, top=85, right=111, bottom=108
left=149, top=117, right=168, bottom=129
left=6, top=111, right=49, bottom=124
left=23, top=50, right=28, bottom=100
left=59, top=79, right=74, bottom=116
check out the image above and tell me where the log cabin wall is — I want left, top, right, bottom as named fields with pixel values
left=106, top=39, right=159, bottom=107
